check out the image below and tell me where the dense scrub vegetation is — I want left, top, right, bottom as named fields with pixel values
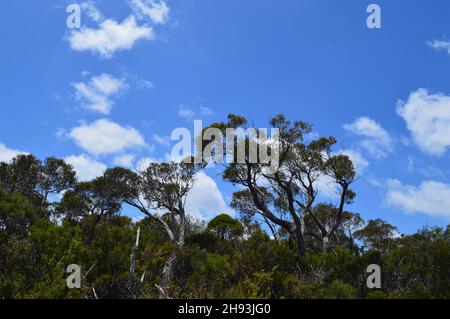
left=1, top=115, right=449, bottom=299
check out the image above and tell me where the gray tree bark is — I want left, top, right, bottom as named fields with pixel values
left=159, top=253, right=177, bottom=299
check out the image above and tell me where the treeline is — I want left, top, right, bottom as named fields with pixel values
left=1, top=115, right=449, bottom=299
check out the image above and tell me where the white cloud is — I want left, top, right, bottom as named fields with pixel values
left=136, top=157, right=158, bottom=171
left=153, top=134, right=170, bottom=146
left=67, top=16, right=153, bottom=59
left=80, top=1, right=103, bottom=22
left=200, top=106, right=214, bottom=116
left=131, top=0, right=170, bottom=24
left=113, top=154, right=136, bottom=168
left=56, top=128, right=68, bottom=140
left=314, top=174, right=340, bottom=199
left=138, top=79, right=154, bottom=89
left=69, top=119, right=146, bottom=155
left=367, top=176, right=384, bottom=188
left=177, top=105, right=214, bottom=121
left=186, top=171, right=235, bottom=220
left=65, top=154, right=107, bottom=182
left=0, top=144, right=28, bottom=163
left=397, top=89, right=450, bottom=156
left=178, top=105, right=196, bottom=121
left=73, top=73, right=126, bottom=114
left=406, top=155, right=446, bottom=179
left=386, top=179, right=450, bottom=219
left=344, top=117, right=393, bottom=158
left=427, top=39, right=450, bottom=55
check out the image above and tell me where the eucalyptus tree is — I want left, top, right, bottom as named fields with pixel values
left=37, top=157, right=77, bottom=206
left=202, top=114, right=357, bottom=256
left=57, top=175, right=122, bottom=224
left=303, top=204, right=365, bottom=252
left=207, top=214, right=244, bottom=241
left=0, top=155, right=76, bottom=208
left=354, top=219, right=398, bottom=252
left=102, top=159, right=202, bottom=298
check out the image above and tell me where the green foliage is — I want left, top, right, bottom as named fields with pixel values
left=0, top=145, right=449, bottom=299
left=355, top=219, right=398, bottom=251
left=207, top=214, right=244, bottom=240
left=0, top=155, right=75, bottom=207
left=319, top=280, right=358, bottom=299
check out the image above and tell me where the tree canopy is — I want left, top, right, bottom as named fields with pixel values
left=0, top=115, right=449, bottom=299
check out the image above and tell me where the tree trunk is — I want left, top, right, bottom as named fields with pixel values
left=157, top=208, right=186, bottom=299
left=322, top=235, right=330, bottom=253
left=129, top=228, right=140, bottom=278
left=159, top=253, right=176, bottom=299
left=263, top=216, right=279, bottom=244
left=294, top=228, right=306, bottom=256
left=128, top=228, right=141, bottom=299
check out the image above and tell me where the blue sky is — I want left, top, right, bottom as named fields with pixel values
left=1, top=0, right=450, bottom=233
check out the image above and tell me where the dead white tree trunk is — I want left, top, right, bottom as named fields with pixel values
left=159, top=253, right=177, bottom=299
left=128, top=228, right=142, bottom=299
left=130, top=227, right=140, bottom=278
left=157, top=206, right=187, bottom=299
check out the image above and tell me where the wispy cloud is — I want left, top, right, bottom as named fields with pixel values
left=344, top=117, right=393, bottom=159
left=178, top=105, right=196, bottom=121
left=386, top=179, right=450, bottom=219
left=153, top=134, right=170, bottom=146
left=200, top=106, right=214, bottom=116
left=427, top=39, right=450, bottom=55
left=80, top=1, right=103, bottom=23
left=113, top=154, right=136, bottom=168
left=72, top=73, right=127, bottom=114
left=406, top=155, right=446, bottom=180
left=131, top=0, right=170, bottom=24
left=178, top=105, right=215, bottom=121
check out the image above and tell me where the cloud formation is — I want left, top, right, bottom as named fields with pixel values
left=113, top=154, right=136, bottom=168
left=67, top=1, right=170, bottom=59
left=65, top=154, right=107, bottom=181
left=153, top=134, right=170, bottom=146
left=386, top=179, right=450, bottom=219
left=0, top=144, right=28, bottom=163
left=69, top=119, right=146, bottom=155
left=397, top=89, right=450, bottom=156
left=131, top=0, right=170, bottom=24
left=427, top=39, right=450, bottom=55
left=178, top=105, right=196, bottom=121
left=67, top=16, right=153, bottom=59
left=186, top=171, right=235, bottom=220
left=344, top=117, right=393, bottom=158
left=72, top=73, right=127, bottom=114
left=178, top=105, right=214, bottom=121
left=80, top=1, right=103, bottom=22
